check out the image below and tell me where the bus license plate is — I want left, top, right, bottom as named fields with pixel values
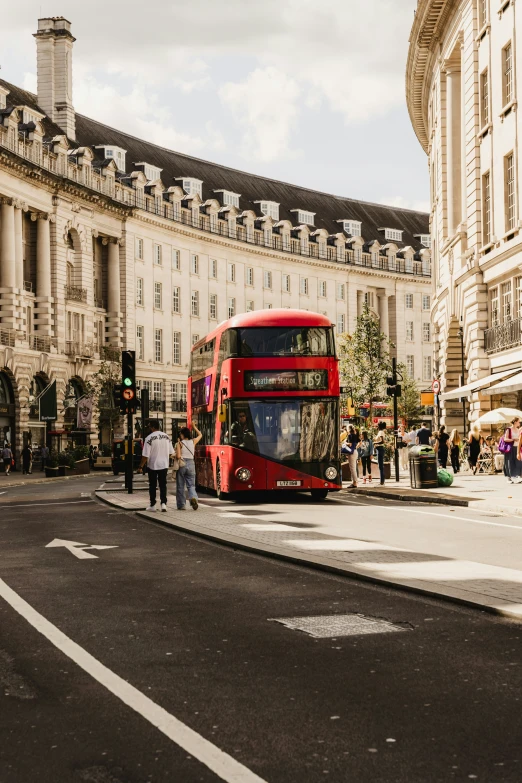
left=277, top=480, right=302, bottom=487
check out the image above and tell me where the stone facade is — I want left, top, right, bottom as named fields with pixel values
left=0, top=16, right=431, bottom=457
left=407, top=0, right=522, bottom=429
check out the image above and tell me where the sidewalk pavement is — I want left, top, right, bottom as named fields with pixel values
left=96, top=485, right=522, bottom=621
left=347, top=469, right=522, bottom=517
left=1, top=469, right=111, bottom=489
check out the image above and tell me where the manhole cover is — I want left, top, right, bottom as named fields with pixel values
left=269, top=614, right=408, bottom=638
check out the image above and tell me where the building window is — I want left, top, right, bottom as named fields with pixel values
left=136, top=278, right=143, bottom=306
left=336, top=314, right=345, bottom=333
left=422, top=294, right=431, bottom=311
left=154, top=329, right=162, bottom=363
left=343, top=220, right=362, bottom=237
left=209, top=293, right=218, bottom=320
left=418, top=234, right=431, bottom=247
left=423, top=322, right=431, bottom=342
left=192, top=334, right=200, bottom=345
left=227, top=263, right=236, bottom=283
left=191, top=254, right=199, bottom=275
left=406, top=321, right=414, bottom=341
left=505, top=152, right=516, bottom=231
left=365, top=291, right=375, bottom=308
left=172, top=248, right=181, bottom=270
left=246, top=300, right=254, bottom=312
left=336, top=283, right=345, bottom=300
left=173, top=331, right=181, bottom=364
left=181, top=178, right=203, bottom=198
left=490, top=287, right=500, bottom=326
left=154, top=282, right=162, bottom=310
left=258, top=201, right=279, bottom=221
left=423, top=356, right=432, bottom=381
left=136, top=326, right=144, bottom=361
left=300, top=277, right=309, bottom=295
left=479, top=0, right=488, bottom=28
left=191, top=290, right=199, bottom=317
left=294, top=210, right=315, bottom=226
left=210, top=258, right=217, bottom=278
left=266, top=303, right=273, bottom=310
left=405, top=293, right=413, bottom=309
left=153, top=244, right=162, bottom=265
left=172, top=286, right=180, bottom=314
left=246, top=267, right=254, bottom=286
left=503, top=42, right=514, bottom=107
left=220, top=191, right=240, bottom=208
left=516, top=277, right=522, bottom=319
left=480, top=69, right=489, bottom=127
left=228, top=298, right=236, bottom=318
left=383, top=228, right=403, bottom=242
left=172, top=381, right=187, bottom=403
left=502, top=281, right=512, bottom=321
left=483, top=171, right=492, bottom=245
left=319, top=280, right=327, bottom=298
left=282, top=274, right=290, bottom=293
left=406, top=355, right=414, bottom=377
left=264, top=271, right=272, bottom=290
left=135, top=237, right=144, bottom=260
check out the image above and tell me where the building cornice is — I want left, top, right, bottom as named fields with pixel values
left=406, top=0, right=459, bottom=153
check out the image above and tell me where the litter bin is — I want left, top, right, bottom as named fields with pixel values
left=409, top=445, right=438, bottom=489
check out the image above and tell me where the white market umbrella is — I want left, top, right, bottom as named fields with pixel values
left=475, top=408, right=522, bottom=426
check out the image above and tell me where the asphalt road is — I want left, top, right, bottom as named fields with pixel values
left=1, top=476, right=522, bottom=782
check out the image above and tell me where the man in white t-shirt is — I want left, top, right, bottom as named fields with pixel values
left=138, top=420, right=174, bottom=512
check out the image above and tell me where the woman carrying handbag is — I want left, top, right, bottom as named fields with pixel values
left=175, top=426, right=202, bottom=510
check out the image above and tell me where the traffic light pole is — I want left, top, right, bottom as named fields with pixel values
left=125, top=412, right=133, bottom=494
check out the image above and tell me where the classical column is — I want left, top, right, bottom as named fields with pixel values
left=107, top=239, right=120, bottom=313
left=378, top=293, right=389, bottom=338
left=36, top=213, right=52, bottom=298
left=0, top=199, right=16, bottom=288
left=445, top=64, right=462, bottom=237
left=14, top=203, right=24, bottom=291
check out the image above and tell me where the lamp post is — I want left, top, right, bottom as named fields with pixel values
left=457, top=325, right=467, bottom=437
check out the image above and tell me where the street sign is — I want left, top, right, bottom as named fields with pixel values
left=432, top=379, right=441, bottom=394
left=122, top=388, right=135, bottom=401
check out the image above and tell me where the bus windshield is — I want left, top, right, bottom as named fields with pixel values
left=237, top=327, right=334, bottom=357
left=226, top=399, right=337, bottom=463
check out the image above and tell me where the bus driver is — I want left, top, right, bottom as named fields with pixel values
left=230, top=410, right=258, bottom=452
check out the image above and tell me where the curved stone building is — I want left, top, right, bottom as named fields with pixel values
left=407, top=0, right=522, bottom=429
left=0, top=17, right=431, bottom=458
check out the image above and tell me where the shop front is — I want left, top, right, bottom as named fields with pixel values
left=0, top=372, right=16, bottom=449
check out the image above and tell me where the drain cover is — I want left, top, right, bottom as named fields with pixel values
left=269, top=614, right=407, bottom=638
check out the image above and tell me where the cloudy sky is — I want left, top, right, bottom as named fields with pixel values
left=1, top=0, right=429, bottom=211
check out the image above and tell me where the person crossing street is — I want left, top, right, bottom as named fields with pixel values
left=138, top=419, right=174, bottom=512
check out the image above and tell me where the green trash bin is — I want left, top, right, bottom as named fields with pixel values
left=409, top=445, right=438, bottom=489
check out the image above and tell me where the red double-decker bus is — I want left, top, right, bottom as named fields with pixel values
left=188, top=309, right=341, bottom=500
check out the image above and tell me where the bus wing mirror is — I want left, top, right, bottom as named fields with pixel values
left=218, top=405, right=227, bottom=423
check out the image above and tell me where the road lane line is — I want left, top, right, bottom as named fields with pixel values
left=401, top=508, right=522, bottom=530
left=5, top=500, right=95, bottom=508
left=0, top=578, right=267, bottom=783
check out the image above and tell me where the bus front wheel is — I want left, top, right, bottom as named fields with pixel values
left=216, top=461, right=228, bottom=501
left=311, top=489, right=328, bottom=500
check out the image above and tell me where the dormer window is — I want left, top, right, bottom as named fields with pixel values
left=95, top=145, right=126, bottom=172
left=343, top=220, right=362, bottom=237
left=136, top=162, right=163, bottom=182
left=177, top=178, right=203, bottom=198
left=256, top=201, right=279, bottom=221
left=214, top=190, right=240, bottom=209
left=0, top=87, right=8, bottom=110
left=291, top=209, right=315, bottom=226
left=22, top=109, right=40, bottom=125
left=380, top=227, right=403, bottom=242
left=415, top=234, right=431, bottom=247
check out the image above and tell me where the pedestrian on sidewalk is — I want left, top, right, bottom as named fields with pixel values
left=398, top=424, right=409, bottom=471
left=138, top=419, right=174, bottom=513
left=22, top=444, right=33, bottom=475
left=416, top=422, right=432, bottom=446
left=436, top=425, right=450, bottom=468
left=468, top=423, right=482, bottom=475
left=175, top=426, right=202, bottom=510
left=449, top=429, right=461, bottom=473
left=40, top=444, right=49, bottom=471
left=504, top=416, right=522, bottom=484
left=345, top=424, right=360, bottom=488
left=374, top=421, right=387, bottom=485
left=2, top=443, right=12, bottom=476
left=358, top=430, right=373, bottom=484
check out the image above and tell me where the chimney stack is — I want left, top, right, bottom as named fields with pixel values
left=34, top=17, right=76, bottom=140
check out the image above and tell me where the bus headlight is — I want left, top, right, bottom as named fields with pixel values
left=236, top=467, right=252, bottom=482
left=325, top=466, right=338, bottom=480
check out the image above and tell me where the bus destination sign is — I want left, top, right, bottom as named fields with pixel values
left=244, top=370, right=328, bottom=392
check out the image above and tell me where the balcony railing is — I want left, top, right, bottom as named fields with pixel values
left=0, top=327, right=16, bottom=347
left=65, top=341, right=94, bottom=358
left=30, top=333, right=55, bottom=353
left=0, top=130, right=432, bottom=279
left=485, top=317, right=522, bottom=354
left=65, top=285, right=88, bottom=303
left=172, top=399, right=188, bottom=412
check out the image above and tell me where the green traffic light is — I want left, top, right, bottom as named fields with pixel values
left=123, top=377, right=132, bottom=387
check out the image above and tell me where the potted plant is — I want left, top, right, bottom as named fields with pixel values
left=45, top=449, right=60, bottom=478
left=57, top=450, right=75, bottom=476
left=71, top=445, right=90, bottom=475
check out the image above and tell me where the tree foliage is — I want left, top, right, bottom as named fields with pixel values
left=85, top=358, right=122, bottom=443
left=394, top=363, right=423, bottom=426
left=338, top=302, right=393, bottom=420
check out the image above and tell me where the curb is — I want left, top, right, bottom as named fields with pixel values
left=2, top=472, right=111, bottom=489
left=345, top=488, right=470, bottom=507
left=95, top=492, right=522, bottom=623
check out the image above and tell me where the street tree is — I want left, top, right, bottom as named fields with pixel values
left=338, top=302, right=393, bottom=422
left=85, top=355, right=121, bottom=446
left=394, top=363, right=423, bottom=426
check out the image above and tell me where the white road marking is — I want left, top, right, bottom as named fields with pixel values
left=401, top=508, right=522, bottom=531
left=0, top=578, right=267, bottom=783
left=7, top=500, right=95, bottom=508
left=46, top=539, right=119, bottom=560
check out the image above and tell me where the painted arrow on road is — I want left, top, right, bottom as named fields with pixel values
left=45, top=539, right=118, bottom=560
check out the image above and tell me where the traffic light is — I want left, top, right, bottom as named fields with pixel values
left=113, top=383, right=122, bottom=411
left=121, top=350, right=136, bottom=414
left=387, top=384, right=402, bottom=398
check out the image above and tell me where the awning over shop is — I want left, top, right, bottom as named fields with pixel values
left=440, top=368, right=520, bottom=401
left=482, top=371, right=522, bottom=396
